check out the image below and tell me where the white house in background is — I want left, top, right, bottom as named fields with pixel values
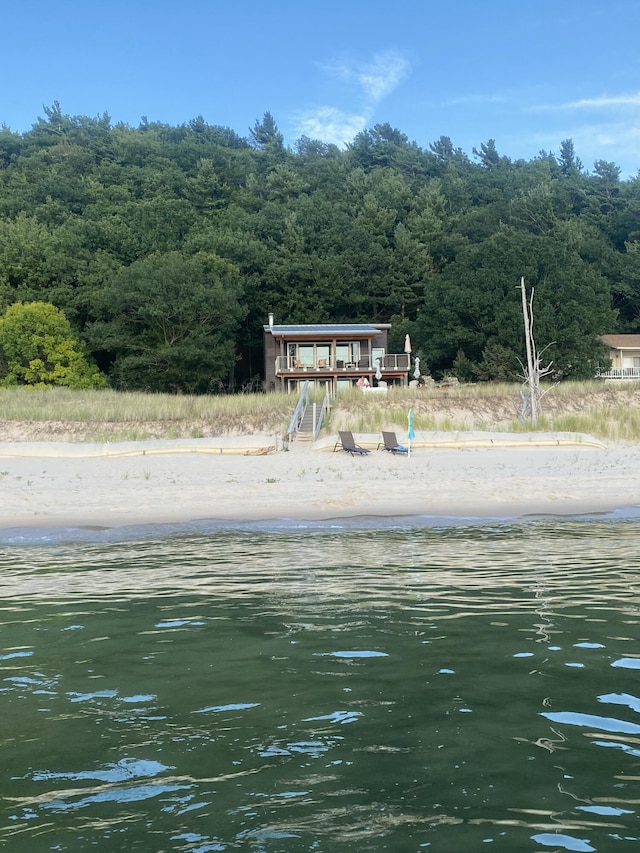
left=598, top=335, right=640, bottom=379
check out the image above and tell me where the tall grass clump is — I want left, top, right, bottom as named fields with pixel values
left=551, top=404, right=640, bottom=442
left=329, top=381, right=640, bottom=439
left=0, top=387, right=295, bottom=435
left=4, top=380, right=640, bottom=443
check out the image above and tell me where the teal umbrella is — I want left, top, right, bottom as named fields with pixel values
left=408, top=408, right=415, bottom=457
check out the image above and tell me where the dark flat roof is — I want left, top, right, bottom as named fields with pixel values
left=264, top=323, right=390, bottom=338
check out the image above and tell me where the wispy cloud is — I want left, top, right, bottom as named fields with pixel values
left=523, top=90, right=640, bottom=174
left=564, top=93, right=640, bottom=109
left=445, top=93, right=507, bottom=107
left=518, top=116, right=640, bottom=177
left=295, top=106, right=368, bottom=147
left=346, top=51, right=410, bottom=103
left=292, top=50, right=410, bottom=146
left=531, top=91, right=640, bottom=112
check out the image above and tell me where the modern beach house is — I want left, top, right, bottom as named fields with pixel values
left=598, top=335, right=640, bottom=380
left=263, top=315, right=410, bottom=394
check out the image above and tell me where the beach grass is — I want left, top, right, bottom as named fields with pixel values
left=328, top=381, right=640, bottom=441
left=0, top=387, right=295, bottom=440
left=2, top=381, right=640, bottom=442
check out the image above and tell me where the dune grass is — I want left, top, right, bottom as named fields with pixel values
left=532, top=405, right=640, bottom=442
left=0, top=387, right=295, bottom=440
left=2, top=381, right=640, bottom=442
left=0, top=387, right=294, bottom=422
left=325, top=382, right=640, bottom=441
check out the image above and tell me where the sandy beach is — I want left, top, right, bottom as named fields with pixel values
left=1, top=430, right=639, bottom=530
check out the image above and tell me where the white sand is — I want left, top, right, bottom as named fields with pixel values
left=1, top=431, right=638, bottom=529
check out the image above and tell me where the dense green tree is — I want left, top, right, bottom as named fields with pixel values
left=414, top=223, right=615, bottom=380
left=348, top=124, right=431, bottom=178
left=0, top=301, right=105, bottom=388
left=0, top=126, right=23, bottom=169
left=558, top=138, right=584, bottom=176
left=249, top=111, right=284, bottom=150
left=615, top=240, right=640, bottom=330
left=472, top=139, right=505, bottom=168
left=0, top=104, right=638, bottom=388
left=87, top=251, right=245, bottom=392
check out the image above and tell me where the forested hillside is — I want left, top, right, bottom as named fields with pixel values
left=1, top=104, right=639, bottom=392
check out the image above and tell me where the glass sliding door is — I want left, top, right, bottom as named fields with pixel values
left=316, top=345, right=330, bottom=367
left=298, top=346, right=314, bottom=366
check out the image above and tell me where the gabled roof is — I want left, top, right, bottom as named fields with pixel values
left=600, top=334, right=640, bottom=349
left=264, top=323, right=390, bottom=338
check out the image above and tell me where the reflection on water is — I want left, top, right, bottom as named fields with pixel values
left=1, top=519, right=639, bottom=850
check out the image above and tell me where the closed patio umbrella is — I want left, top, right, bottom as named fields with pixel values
left=404, top=334, right=412, bottom=378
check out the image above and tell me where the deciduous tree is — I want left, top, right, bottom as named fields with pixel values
left=88, top=251, right=245, bottom=392
left=0, top=301, right=105, bottom=388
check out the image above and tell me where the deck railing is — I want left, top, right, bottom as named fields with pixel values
left=314, top=391, right=331, bottom=441
left=286, top=380, right=311, bottom=442
left=275, top=353, right=410, bottom=373
left=597, top=367, right=640, bottom=379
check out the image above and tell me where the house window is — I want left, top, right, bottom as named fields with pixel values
left=335, top=345, right=349, bottom=366
left=335, top=343, right=359, bottom=366
left=297, top=345, right=314, bottom=366
left=372, top=347, right=385, bottom=370
left=316, top=345, right=330, bottom=366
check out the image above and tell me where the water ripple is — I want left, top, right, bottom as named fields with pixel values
left=2, top=519, right=640, bottom=850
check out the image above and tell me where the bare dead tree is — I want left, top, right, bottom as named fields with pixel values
left=518, top=277, right=555, bottom=427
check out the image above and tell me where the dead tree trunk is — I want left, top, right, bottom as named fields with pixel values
left=519, top=277, right=553, bottom=428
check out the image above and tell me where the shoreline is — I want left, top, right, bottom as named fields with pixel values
left=1, top=431, right=639, bottom=534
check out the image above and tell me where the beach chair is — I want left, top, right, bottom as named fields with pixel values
left=334, top=431, right=371, bottom=455
left=377, top=431, right=408, bottom=454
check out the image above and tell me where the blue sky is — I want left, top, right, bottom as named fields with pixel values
left=3, top=0, right=640, bottom=177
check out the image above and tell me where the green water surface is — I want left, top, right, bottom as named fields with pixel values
left=1, top=521, right=639, bottom=851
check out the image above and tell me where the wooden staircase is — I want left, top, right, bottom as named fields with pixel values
left=287, top=382, right=330, bottom=443
left=295, top=406, right=316, bottom=441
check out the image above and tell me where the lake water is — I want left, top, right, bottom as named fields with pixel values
left=1, top=516, right=639, bottom=852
